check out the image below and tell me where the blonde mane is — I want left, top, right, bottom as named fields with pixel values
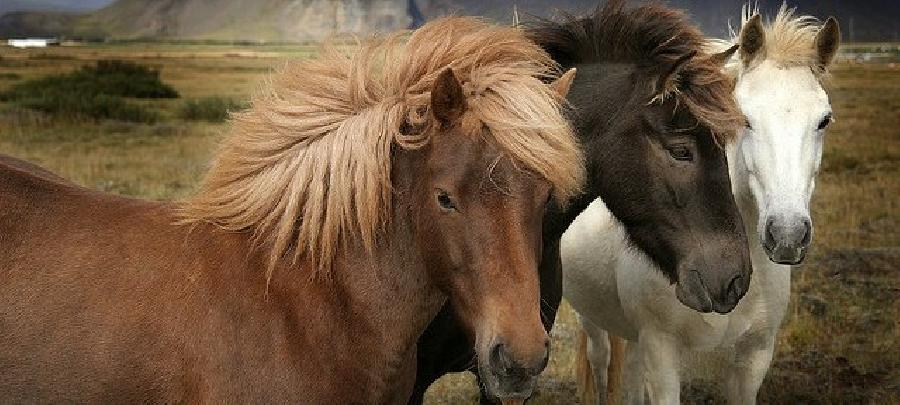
left=712, top=4, right=826, bottom=75
left=180, top=17, right=584, bottom=277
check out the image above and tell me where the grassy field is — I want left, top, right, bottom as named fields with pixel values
left=0, top=44, right=897, bottom=404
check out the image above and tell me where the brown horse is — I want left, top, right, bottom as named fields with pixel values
left=0, top=17, right=584, bottom=403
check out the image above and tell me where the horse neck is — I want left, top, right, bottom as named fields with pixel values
left=269, top=201, right=444, bottom=380
left=544, top=62, right=636, bottom=239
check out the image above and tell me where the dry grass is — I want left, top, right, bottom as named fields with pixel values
left=0, top=44, right=897, bottom=404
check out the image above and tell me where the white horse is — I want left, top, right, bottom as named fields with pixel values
left=562, top=5, right=841, bottom=404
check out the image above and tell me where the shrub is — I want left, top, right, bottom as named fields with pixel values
left=15, top=92, right=159, bottom=123
left=0, top=59, right=176, bottom=122
left=3, top=59, right=179, bottom=101
left=179, top=97, right=247, bottom=122
left=79, top=60, right=180, bottom=99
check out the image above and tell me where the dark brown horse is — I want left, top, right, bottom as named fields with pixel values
left=411, top=1, right=751, bottom=402
left=0, top=17, right=585, bottom=403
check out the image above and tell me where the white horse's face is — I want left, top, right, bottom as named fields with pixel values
left=733, top=60, right=831, bottom=264
left=729, top=12, right=841, bottom=264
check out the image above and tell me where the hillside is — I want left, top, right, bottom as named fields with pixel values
left=0, top=0, right=111, bottom=16
left=74, top=0, right=413, bottom=41
left=1, top=0, right=898, bottom=42
left=2, top=0, right=416, bottom=41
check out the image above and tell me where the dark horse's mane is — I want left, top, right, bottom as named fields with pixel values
left=529, top=0, right=742, bottom=140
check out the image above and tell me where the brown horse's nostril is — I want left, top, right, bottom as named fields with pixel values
left=489, top=342, right=511, bottom=374
left=488, top=340, right=548, bottom=377
left=536, top=338, right=550, bottom=371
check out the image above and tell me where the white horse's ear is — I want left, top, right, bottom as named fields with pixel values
left=550, top=68, right=577, bottom=98
left=739, top=14, right=765, bottom=65
left=512, top=4, right=520, bottom=27
left=815, top=17, right=841, bottom=69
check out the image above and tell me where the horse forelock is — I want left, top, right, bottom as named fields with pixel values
left=179, top=16, right=584, bottom=280
left=714, top=4, right=827, bottom=77
left=530, top=0, right=743, bottom=142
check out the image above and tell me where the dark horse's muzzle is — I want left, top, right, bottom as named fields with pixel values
left=674, top=245, right=752, bottom=314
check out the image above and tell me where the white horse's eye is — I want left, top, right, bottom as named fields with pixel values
left=817, top=114, right=833, bottom=131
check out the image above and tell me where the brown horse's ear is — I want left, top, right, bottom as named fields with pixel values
left=707, top=44, right=739, bottom=67
left=550, top=68, right=577, bottom=98
left=654, top=51, right=696, bottom=98
left=740, top=14, right=765, bottom=65
left=815, top=17, right=841, bottom=69
left=432, top=67, right=466, bottom=125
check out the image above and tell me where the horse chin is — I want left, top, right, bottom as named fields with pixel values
left=762, top=242, right=807, bottom=265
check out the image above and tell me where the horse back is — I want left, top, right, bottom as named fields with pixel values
left=0, top=156, right=302, bottom=402
left=0, top=155, right=411, bottom=402
left=0, top=156, right=209, bottom=399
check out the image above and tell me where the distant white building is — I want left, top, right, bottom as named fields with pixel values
left=7, top=38, right=60, bottom=48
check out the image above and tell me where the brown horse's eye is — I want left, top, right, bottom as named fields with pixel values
left=437, top=190, right=457, bottom=211
left=669, top=145, right=693, bottom=161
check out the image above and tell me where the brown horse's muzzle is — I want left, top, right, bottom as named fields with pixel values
left=478, top=334, right=549, bottom=401
left=476, top=302, right=550, bottom=401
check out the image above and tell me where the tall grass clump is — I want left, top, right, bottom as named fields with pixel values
left=0, top=60, right=178, bottom=123
left=179, top=97, right=247, bottom=122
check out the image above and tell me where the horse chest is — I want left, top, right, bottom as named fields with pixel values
left=621, top=266, right=763, bottom=351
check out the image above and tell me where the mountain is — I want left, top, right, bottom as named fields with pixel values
left=0, top=0, right=113, bottom=15
left=1, top=0, right=897, bottom=42
left=1, top=0, right=418, bottom=41
left=73, top=0, right=414, bottom=41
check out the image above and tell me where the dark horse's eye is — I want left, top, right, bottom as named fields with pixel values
left=669, top=145, right=693, bottom=162
left=436, top=190, right=457, bottom=211
left=817, top=113, right=833, bottom=131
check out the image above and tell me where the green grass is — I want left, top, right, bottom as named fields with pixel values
left=1, top=59, right=179, bottom=123
left=0, top=44, right=897, bottom=404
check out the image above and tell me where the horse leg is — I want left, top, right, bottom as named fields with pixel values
left=724, top=335, right=775, bottom=404
left=575, top=318, right=610, bottom=405
left=639, top=331, right=680, bottom=405
left=619, top=338, right=644, bottom=405
left=605, top=334, right=626, bottom=405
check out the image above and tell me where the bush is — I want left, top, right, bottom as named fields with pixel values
left=79, top=60, right=180, bottom=99
left=179, top=97, right=247, bottom=122
left=16, top=93, right=159, bottom=123
left=3, top=59, right=179, bottom=101
left=0, top=59, right=177, bottom=122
